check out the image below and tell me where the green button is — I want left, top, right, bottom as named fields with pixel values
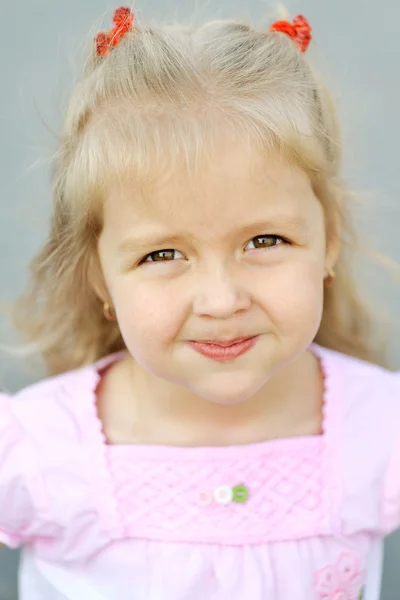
left=232, top=484, right=249, bottom=503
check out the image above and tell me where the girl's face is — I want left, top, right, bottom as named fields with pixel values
left=97, top=142, right=334, bottom=405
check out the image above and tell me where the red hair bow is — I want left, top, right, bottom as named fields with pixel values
left=269, top=15, right=312, bottom=53
left=96, top=7, right=135, bottom=57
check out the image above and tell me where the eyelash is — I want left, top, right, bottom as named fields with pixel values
left=139, top=235, right=288, bottom=265
left=245, top=235, right=287, bottom=251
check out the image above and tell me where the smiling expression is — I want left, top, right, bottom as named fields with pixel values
left=97, top=141, right=332, bottom=404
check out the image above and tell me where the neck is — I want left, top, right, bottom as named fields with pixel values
left=110, top=349, right=324, bottom=446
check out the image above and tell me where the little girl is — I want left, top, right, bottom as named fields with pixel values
left=1, top=6, right=399, bottom=600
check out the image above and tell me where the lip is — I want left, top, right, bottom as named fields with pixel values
left=188, top=336, right=258, bottom=362
left=198, top=336, right=253, bottom=347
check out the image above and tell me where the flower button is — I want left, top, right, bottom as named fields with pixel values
left=232, top=484, right=249, bottom=503
left=214, top=486, right=233, bottom=505
left=197, top=491, right=212, bottom=506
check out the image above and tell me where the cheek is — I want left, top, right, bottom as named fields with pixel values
left=259, top=259, right=324, bottom=328
left=113, top=280, right=185, bottom=348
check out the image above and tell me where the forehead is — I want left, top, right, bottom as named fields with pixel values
left=102, top=143, right=318, bottom=234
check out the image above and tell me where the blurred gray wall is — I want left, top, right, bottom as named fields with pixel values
left=0, top=0, right=399, bottom=598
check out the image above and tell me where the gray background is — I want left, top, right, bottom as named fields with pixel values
left=0, top=0, right=399, bottom=598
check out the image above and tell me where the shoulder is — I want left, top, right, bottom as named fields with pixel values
left=315, top=343, right=400, bottom=409
left=5, top=351, right=127, bottom=456
left=316, top=344, right=400, bottom=451
left=315, top=342, right=398, bottom=379
left=315, top=345, right=400, bottom=533
left=9, top=352, right=124, bottom=424
left=5, top=352, right=127, bottom=448
left=8, top=363, right=101, bottom=443
left=0, top=355, right=121, bottom=548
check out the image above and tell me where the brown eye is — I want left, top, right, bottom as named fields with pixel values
left=142, top=249, right=183, bottom=263
left=245, top=235, right=284, bottom=250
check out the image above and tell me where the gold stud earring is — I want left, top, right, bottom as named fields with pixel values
left=103, top=302, right=117, bottom=321
left=324, top=267, right=336, bottom=288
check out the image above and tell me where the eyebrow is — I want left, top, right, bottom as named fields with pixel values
left=118, top=233, right=188, bottom=256
left=237, top=216, right=307, bottom=237
left=117, top=216, right=307, bottom=256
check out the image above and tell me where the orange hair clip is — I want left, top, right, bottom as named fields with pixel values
left=95, top=7, right=135, bottom=57
left=269, top=15, right=312, bottom=53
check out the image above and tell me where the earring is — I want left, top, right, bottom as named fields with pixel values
left=324, top=267, right=336, bottom=288
left=103, top=302, right=117, bottom=321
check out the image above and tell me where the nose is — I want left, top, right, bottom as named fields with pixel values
left=192, top=266, right=251, bottom=319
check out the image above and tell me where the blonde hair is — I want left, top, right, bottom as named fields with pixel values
left=12, top=14, right=392, bottom=375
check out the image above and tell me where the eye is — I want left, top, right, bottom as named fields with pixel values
left=141, top=249, right=184, bottom=263
left=245, top=235, right=285, bottom=250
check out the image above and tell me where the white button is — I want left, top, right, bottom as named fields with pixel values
left=214, top=486, right=233, bottom=505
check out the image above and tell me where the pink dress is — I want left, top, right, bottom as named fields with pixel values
left=0, top=344, right=399, bottom=600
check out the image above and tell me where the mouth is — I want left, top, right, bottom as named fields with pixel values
left=187, top=336, right=258, bottom=362
left=197, top=337, right=254, bottom=347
